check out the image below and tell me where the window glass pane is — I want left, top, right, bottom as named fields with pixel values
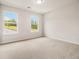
left=31, top=16, right=39, bottom=32
left=3, top=11, right=17, bottom=34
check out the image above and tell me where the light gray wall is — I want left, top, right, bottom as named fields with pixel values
left=1, top=5, right=43, bottom=43
left=44, top=2, right=79, bottom=44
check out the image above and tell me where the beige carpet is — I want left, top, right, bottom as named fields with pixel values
left=0, top=37, right=79, bottom=59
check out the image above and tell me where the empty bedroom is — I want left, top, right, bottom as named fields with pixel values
left=0, top=0, right=79, bottom=59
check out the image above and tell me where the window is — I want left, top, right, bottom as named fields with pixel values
left=3, top=11, right=17, bottom=34
left=31, top=16, right=39, bottom=32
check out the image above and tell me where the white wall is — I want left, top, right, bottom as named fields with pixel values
left=44, top=2, right=79, bottom=44
left=1, top=5, right=43, bottom=43
left=0, top=5, right=3, bottom=43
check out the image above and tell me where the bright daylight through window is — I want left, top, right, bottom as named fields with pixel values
left=3, top=11, right=17, bottom=34
left=31, top=16, right=39, bottom=32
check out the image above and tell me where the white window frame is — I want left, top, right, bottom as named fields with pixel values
left=31, top=16, right=39, bottom=32
left=3, top=10, right=18, bottom=35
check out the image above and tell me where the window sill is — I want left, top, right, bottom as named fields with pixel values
left=3, top=32, right=18, bottom=35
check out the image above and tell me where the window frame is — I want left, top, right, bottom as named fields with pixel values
left=2, top=10, right=18, bottom=35
left=30, top=16, right=39, bottom=32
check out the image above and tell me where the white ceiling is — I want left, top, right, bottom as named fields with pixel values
left=0, top=0, right=77, bottom=14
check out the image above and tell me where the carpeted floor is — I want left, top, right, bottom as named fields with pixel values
left=0, top=37, right=79, bottom=59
